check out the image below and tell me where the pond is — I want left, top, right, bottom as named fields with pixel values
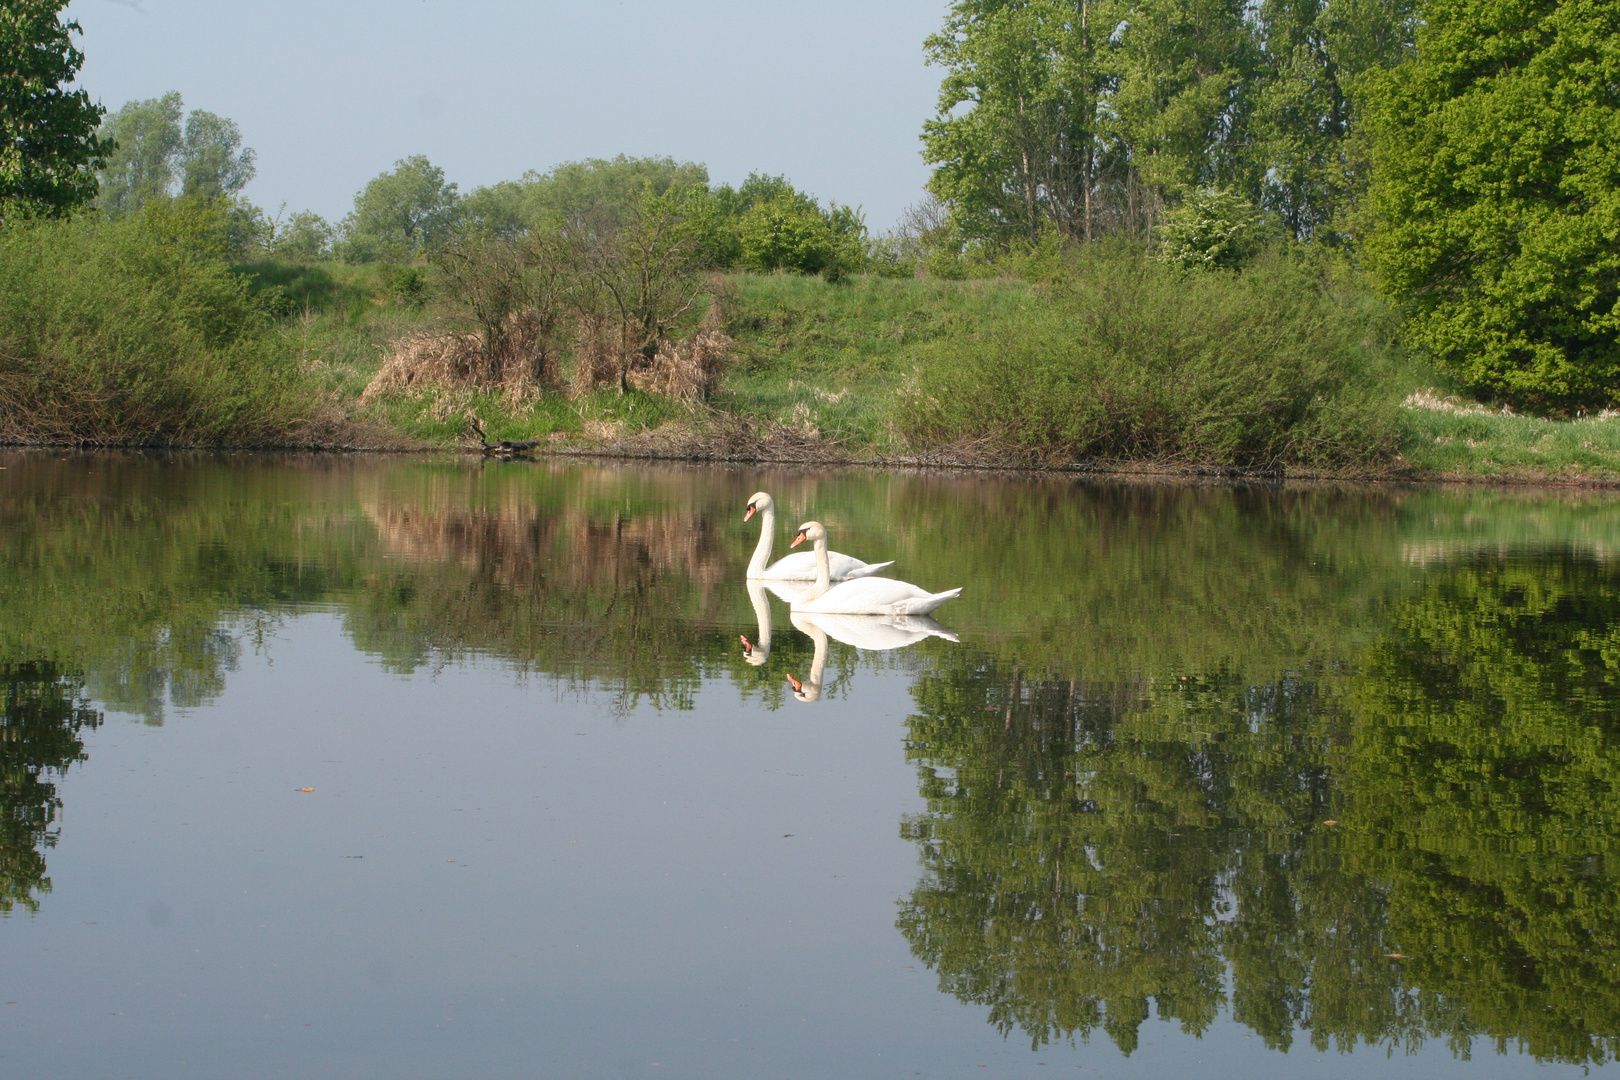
left=1, top=451, right=1618, bottom=1079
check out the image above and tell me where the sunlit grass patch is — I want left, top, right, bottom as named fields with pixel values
left=725, top=272, right=1030, bottom=380
left=1398, top=388, right=1620, bottom=478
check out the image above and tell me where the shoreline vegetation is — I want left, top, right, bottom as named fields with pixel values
left=4, top=2, right=1619, bottom=486
left=2, top=208, right=1619, bottom=485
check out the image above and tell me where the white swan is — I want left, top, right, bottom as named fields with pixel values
left=745, top=492, right=892, bottom=581
left=788, top=521, right=962, bottom=616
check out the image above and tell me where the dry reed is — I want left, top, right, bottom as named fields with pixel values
left=362, top=309, right=557, bottom=405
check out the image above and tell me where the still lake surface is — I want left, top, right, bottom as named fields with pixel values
left=2, top=451, right=1619, bottom=1079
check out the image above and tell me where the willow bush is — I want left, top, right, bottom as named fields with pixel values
left=0, top=201, right=313, bottom=443
left=894, top=243, right=1402, bottom=469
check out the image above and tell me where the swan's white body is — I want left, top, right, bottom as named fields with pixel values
left=789, top=522, right=962, bottom=616
left=745, top=492, right=892, bottom=582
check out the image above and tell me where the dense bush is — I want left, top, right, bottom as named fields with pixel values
left=894, top=243, right=1401, bottom=468
left=0, top=203, right=313, bottom=443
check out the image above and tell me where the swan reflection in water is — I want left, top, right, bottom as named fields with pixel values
left=785, top=611, right=960, bottom=703
left=742, top=580, right=958, bottom=703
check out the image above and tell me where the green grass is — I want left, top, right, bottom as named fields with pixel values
left=1397, top=391, right=1620, bottom=480
left=717, top=272, right=1032, bottom=450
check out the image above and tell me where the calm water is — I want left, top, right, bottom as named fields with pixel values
left=2, top=451, right=1618, bottom=1079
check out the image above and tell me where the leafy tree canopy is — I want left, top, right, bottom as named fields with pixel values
left=460, top=155, right=708, bottom=239
left=338, top=154, right=460, bottom=262
left=94, top=92, right=257, bottom=220
left=920, top=0, right=1415, bottom=247
left=1363, top=0, right=1620, bottom=412
left=0, top=1, right=108, bottom=214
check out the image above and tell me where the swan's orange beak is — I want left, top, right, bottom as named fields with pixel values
left=790, top=530, right=806, bottom=548
left=740, top=634, right=753, bottom=656
left=744, top=503, right=756, bottom=522
left=786, top=673, right=803, bottom=693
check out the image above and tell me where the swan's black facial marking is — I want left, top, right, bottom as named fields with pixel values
left=744, top=501, right=757, bottom=521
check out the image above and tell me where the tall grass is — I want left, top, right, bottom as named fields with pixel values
left=894, top=244, right=1404, bottom=469
left=0, top=207, right=315, bottom=444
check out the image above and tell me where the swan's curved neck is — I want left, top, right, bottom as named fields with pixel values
left=747, top=501, right=777, bottom=576
left=801, top=531, right=832, bottom=602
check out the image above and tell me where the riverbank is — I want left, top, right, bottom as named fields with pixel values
left=8, top=222, right=1620, bottom=484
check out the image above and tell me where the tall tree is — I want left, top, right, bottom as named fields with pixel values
left=93, top=92, right=183, bottom=219
left=0, top=1, right=108, bottom=214
left=1249, top=0, right=1418, bottom=240
left=1362, top=0, right=1620, bottom=411
left=339, top=155, right=460, bottom=262
left=178, top=110, right=256, bottom=199
left=922, top=0, right=1115, bottom=243
left=1107, top=0, right=1263, bottom=210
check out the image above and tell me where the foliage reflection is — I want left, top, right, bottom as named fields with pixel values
left=898, top=551, right=1620, bottom=1065
left=0, top=663, right=101, bottom=913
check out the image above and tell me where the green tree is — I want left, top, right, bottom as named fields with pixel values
left=921, top=0, right=1115, bottom=243
left=270, top=209, right=334, bottom=262
left=0, top=1, right=107, bottom=214
left=178, top=109, right=256, bottom=199
left=1155, top=186, right=1273, bottom=269
left=568, top=184, right=710, bottom=390
left=93, top=92, right=183, bottom=219
left=1248, top=0, right=1418, bottom=240
left=94, top=95, right=260, bottom=227
left=1362, top=0, right=1620, bottom=412
left=461, top=155, right=709, bottom=239
left=339, top=155, right=460, bottom=262
left=1109, top=0, right=1263, bottom=207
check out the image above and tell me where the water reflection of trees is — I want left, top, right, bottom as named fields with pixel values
left=898, top=552, right=1620, bottom=1065
left=0, top=663, right=101, bottom=912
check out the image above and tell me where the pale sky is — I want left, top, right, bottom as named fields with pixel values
left=64, top=0, right=948, bottom=231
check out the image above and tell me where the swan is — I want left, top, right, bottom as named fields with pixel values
left=788, top=521, right=962, bottom=616
left=744, top=492, right=892, bottom=581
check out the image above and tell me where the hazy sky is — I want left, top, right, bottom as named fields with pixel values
left=64, top=0, right=948, bottom=231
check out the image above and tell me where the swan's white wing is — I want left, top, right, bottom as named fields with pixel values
left=797, top=576, right=962, bottom=616
left=761, top=549, right=893, bottom=581
left=835, top=557, right=895, bottom=579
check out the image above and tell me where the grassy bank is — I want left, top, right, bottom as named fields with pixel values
left=5, top=211, right=1619, bottom=484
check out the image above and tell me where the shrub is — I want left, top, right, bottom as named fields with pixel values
left=0, top=206, right=312, bottom=443
left=1155, top=188, right=1274, bottom=271
left=894, top=243, right=1401, bottom=468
